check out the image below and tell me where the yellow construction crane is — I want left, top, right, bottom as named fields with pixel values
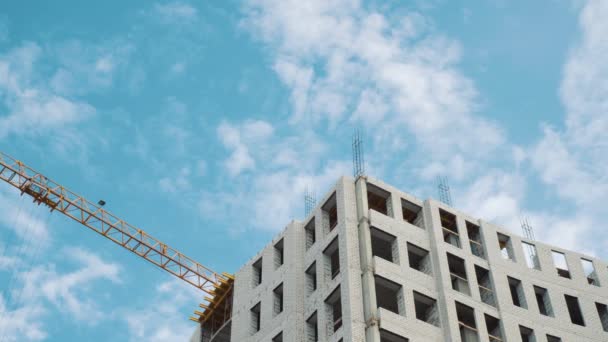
left=0, top=151, right=233, bottom=335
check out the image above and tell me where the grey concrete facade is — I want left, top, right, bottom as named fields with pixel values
left=206, top=176, right=608, bottom=342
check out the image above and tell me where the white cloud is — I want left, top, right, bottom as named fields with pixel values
left=122, top=279, right=200, bottom=342
left=0, top=42, right=95, bottom=140
left=217, top=120, right=274, bottom=177
left=243, top=0, right=506, bottom=186
left=17, top=247, right=121, bottom=321
left=0, top=295, right=46, bottom=342
left=159, top=166, right=192, bottom=194
left=0, top=247, right=121, bottom=340
left=0, top=187, right=50, bottom=247
left=530, top=0, right=608, bottom=255
left=153, top=2, right=198, bottom=22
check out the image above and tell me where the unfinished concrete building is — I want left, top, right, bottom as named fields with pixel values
left=191, top=176, right=608, bottom=341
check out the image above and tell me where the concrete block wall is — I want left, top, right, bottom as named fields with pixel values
left=225, top=175, right=608, bottom=342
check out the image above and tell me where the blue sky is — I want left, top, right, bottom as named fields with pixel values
left=0, top=0, right=607, bottom=340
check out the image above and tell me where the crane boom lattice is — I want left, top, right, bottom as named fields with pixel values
left=0, top=151, right=232, bottom=328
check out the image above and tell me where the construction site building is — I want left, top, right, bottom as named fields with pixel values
left=191, top=176, right=608, bottom=342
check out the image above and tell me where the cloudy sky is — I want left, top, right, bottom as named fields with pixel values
left=0, top=0, right=607, bottom=340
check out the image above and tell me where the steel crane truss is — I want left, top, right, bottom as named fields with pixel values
left=0, top=151, right=232, bottom=327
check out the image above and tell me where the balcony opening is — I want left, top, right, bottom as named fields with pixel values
left=324, top=237, right=340, bottom=279
left=306, top=312, right=318, bottom=342
left=306, top=262, right=317, bottom=295
left=497, top=233, right=514, bottom=261
left=440, top=209, right=460, bottom=248
left=596, top=302, right=608, bottom=332
left=564, top=294, right=585, bottom=326
left=273, top=283, right=284, bottom=316
left=551, top=251, right=571, bottom=278
left=322, top=193, right=338, bottom=233
left=456, top=301, right=479, bottom=342
left=274, top=238, right=284, bottom=269
left=272, top=332, right=283, bottom=342
left=533, top=286, right=553, bottom=317
left=250, top=302, right=261, bottom=334
left=466, top=222, right=484, bottom=259
left=401, top=198, right=423, bottom=228
left=507, top=276, right=527, bottom=308
left=407, top=243, right=432, bottom=275
left=305, top=218, right=316, bottom=250
left=371, top=227, right=398, bottom=264
left=367, top=183, right=392, bottom=217
left=546, top=335, right=561, bottom=342
left=447, top=253, right=470, bottom=295
left=581, top=258, right=600, bottom=286
left=475, top=265, right=495, bottom=307
left=252, top=258, right=263, bottom=287
left=522, top=242, right=540, bottom=270
left=413, top=291, right=439, bottom=326
left=484, top=314, right=503, bottom=342
left=325, top=286, right=342, bottom=334
left=375, top=276, right=404, bottom=315
left=380, top=329, right=409, bottom=342
left=519, top=325, right=535, bottom=342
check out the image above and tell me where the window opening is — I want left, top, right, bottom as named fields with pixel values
left=564, top=294, right=585, bottom=326
left=401, top=198, right=423, bottom=228
left=371, top=227, right=398, bottom=264
left=413, top=291, right=439, bottom=326
left=507, top=276, right=527, bottom=308
left=440, top=209, right=460, bottom=248
left=475, top=265, right=495, bottom=307
left=407, top=243, right=432, bottom=275
left=447, top=253, right=470, bottom=295
left=533, top=286, right=553, bottom=317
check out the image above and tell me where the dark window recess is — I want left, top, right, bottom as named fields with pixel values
left=252, top=258, right=263, bottom=287
left=440, top=209, right=460, bottom=248
left=323, top=193, right=338, bottom=232
left=306, top=312, right=318, bottom=342
left=519, top=325, right=535, bottom=342
left=306, top=262, right=317, bottom=295
left=552, top=251, right=571, bottom=278
left=447, top=253, right=470, bottom=295
left=380, top=329, right=409, bottom=342
left=456, top=302, right=478, bottom=342
left=375, top=276, right=403, bottom=315
left=401, top=198, right=423, bottom=228
left=534, top=286, right=553, bottom=317
left=582, top=259, right=600, bottom=286
left=413, top=291, right=439, bottom=326
left=508, top=276, right=527, bottom=308
left=273, top=283, right=284, bottom=315
left=475, top=265, right=495, bottom=307
left=274, top=239, right=284, bottom=269
left=324, top=237, right=340, bottom=279
left=565, top=294, right=585, bottom=326
left=371, top=227, right=398, bottom=264
left=596, top=302, right=608, bottom=332
left=325, top=286, right=342, bottom=334
left=250, top=302, right=261, bottom=334
left=367, top=183, right=392, bottom=217
left=407, top=243, right=432, bottom=275
left=484, top=314, right=503, bottom=342
left=305, top=219, right=316, bottom=250
left=466, top=221, right=484, bottom=259
left=272, top=332, right=283, bottom=342
left=546, top=335, right=562, bottom=342
left=497, top=233, right=514, bottom=261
